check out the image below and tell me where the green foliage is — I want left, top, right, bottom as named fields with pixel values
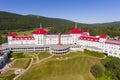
left=84, top=49, right=104, bottom=58
left=0, top=35, right=7, bottom=44
left=90, top=64, right=103, bottom=78
left=104, top=57, right=120, bottom=80
left=1, top=11, right=120, bottom=44
left=10, top=53, right=25, bottom=58
left=5, top=74, right=15, bottom=80
left=1, top=11, right=120, bottom=36
left=97, top=70, right=112, bottom=80
left=0, top=74, right=15, bottom=80
left=0, top=11, right=74, bottom=31
left=101, top=56, right=113, bottom=65
left=101, top=57, right=120, bottom=80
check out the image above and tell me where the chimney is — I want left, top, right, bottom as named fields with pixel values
left=58, top=33, right=61, bottom=46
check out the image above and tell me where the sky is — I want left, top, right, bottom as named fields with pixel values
left=0, top=0, right=120, bottom=24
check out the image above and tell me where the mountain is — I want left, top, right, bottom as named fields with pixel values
left=0, top=11, right=120, bottom=36
left=0, top=11, right=85, bottom=31
left=92, top=21, right=120, bottom=26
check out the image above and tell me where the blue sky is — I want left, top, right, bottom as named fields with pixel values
left=0, top=0, right=120, bottom=23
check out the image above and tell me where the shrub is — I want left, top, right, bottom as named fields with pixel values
left=104, top=57, right=120, bottom=80
left=90, top=64, right=103, bottom=78
left=84, top=49, right=104, bottom=58
left=5, top=74, right=15, bottom=80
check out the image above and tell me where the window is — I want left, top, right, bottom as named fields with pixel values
left=114, top=53, right=117, bottom=55
left=109, top=52, right=112, bottom=54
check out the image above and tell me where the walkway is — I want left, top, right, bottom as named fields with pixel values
left=13, top=58, right=33, bottom=80
left=13, top=54, right=53, bottom=80
left=33, top=54, right=54, bottom=64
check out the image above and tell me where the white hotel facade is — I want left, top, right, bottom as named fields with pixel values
left=2, top=26, right=120, bottom=58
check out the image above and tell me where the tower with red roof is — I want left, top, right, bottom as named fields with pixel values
left=7, top=33, right=17, bottom=44
left=99, top=34, right=108, bottom=43
left=69, top=23, right=82, bottom=44
left=33, top=28, right=48, bottom=45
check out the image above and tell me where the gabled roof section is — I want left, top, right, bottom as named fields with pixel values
left=33, top=28, right=48, bottom=34
left=8, top=33, right=17, bottom=36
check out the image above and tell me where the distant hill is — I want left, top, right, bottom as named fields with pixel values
left=0, top=11, right=120, bottom=36
left=92, top=21, right=120, bottom=26
left=0, top=11, right=84, bottom=31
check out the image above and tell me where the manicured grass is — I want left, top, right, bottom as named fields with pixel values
left=11, top=59, right=30, bottom=69
left=24, top=52, right=36, bottom=58
left=17, top=52, right=104, bottom=80
left=53, top=51, right=83, bottom=59
left=11, top=52, right=36, bottom=58
left=0, top=70, right=15, bottom=80
left=0, top=70, right=14, bottom=77
left=10, top=53, right=25, bottom=58
left=38, top=52, right=52, bottom=60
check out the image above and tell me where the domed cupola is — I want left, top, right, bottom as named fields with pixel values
left=69, top=23, right=82, bottom=34
left=33, top=28, right=48, bottom=34
left=33, top=24, right=48, bottom=35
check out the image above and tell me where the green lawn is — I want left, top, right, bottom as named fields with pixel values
left=52, top=51, right=83, bottom=59
left=0, top=70, right=15, bottom=80
left=17, top=52, right=104, bottom=80
left=0, top=70, right=14, bottom=77
left=38, top=52, right=52, bottom=60
left=11, top=59, right=30, bottom=69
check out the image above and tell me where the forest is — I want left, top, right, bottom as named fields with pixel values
left=0, top=11, right=120, bottom=44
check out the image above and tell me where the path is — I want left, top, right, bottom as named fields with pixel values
left=14, top=54, right=53, bottom=80
left=13, top=58, right=33, bottom=80
left=35, top=53, right=39, bottom=63
left=33, top=54, right=54, bottom=64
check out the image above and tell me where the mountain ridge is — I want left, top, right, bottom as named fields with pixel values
left=0, top=11, right=120, bottom=37
left=0, top=11, right=120, bottom=30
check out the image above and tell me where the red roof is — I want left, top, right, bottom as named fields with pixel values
left=33, top=29, right=48, bottom=34
left=69, top=28, right=82, bottom=34
left=13, top=36, right=35, bottom=40
left=8, top=33, right=17, bottom=36
left=79, top=36, right=99, bottom=42
left=99, top=34, right=108, bottom=38
left=0, top=50, right=3, bottom=53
